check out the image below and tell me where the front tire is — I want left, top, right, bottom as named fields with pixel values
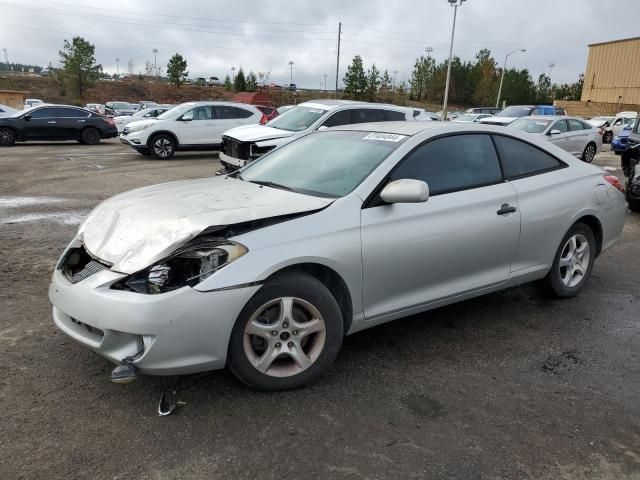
left=0, top=127, right=16, bottom=146
left=80, top=127, right=101, bottom=145
left=546, top=223, right=596, bottom=298
left=581, top=142, right=596, bottom=163
left=149, top=134, right=176, bottom=159
left=228, top=273, right=344, bottom=391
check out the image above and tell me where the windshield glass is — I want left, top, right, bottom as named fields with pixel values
left=509, top=118, right=552, bottom=133
left=454, top=114, right=475, bottom=122
left=588, top=117, right=613, bottom=125
left=156, top=104, right=194, bottom=120
left=266, top=105, right=328, bottom=132
left=10, top=106, right=38, bottom=118
left=240, top=130, right=406, bottom=197
left=110, top=102, right=131, bottom=109
left=497, top=106, right=533, bottom=118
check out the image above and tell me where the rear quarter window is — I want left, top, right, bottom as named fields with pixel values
left=384, top=110, right=406, bottom=121
left=493, top=135, right=565, bottom=179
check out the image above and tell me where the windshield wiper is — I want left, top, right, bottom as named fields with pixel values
left=248, top=180, right=296, bottom=192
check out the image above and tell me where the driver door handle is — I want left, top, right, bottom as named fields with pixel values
left=497, top=204, right=517, bottom=215
left=47, top=121, right=56, bottom=124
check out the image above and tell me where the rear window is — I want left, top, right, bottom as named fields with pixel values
left=509, top=118, right=552, bottom=134
left=497, top=106, right=533, bottom=118
left=384, top=110, right=406, bottom=121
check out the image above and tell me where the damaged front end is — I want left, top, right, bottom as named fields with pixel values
left=219, top=135, right=279, bottom=173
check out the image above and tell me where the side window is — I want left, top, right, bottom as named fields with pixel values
left=215, top=106, right=253, bottom=119
left=352, top=108, right=386, bottom=124
left=321, top=110, right=351, bottom=128
left=493, top=135, right=563, bottom=179
left=531, top=108, right=542, bottom=115
left=183, top=106, right=213, bottom=121
left=623, top=118, right=635, bottom=127
left=389, top=134, right=502, bottom=196
left=29, top=108, right=57, bottom=119
left=580, top=120, right=593, bottom=130
left=552, top=120, right=568, bottom=133
left=567, top=119, right=586, bottom=131
left=613, top=118, right=623, bottom=126
left=634, top=118, right=640, bottom=134
left=384, top=110, right=406, bottom=121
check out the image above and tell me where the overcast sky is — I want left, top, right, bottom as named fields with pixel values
left=1, top=0, right=639, bottom=89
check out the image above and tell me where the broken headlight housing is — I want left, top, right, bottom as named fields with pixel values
left=114, top=240, right=248, bottom=294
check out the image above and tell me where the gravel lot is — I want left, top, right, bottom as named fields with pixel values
left=1, top=139, right=639, bottom=480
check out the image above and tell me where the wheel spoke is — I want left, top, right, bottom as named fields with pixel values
left=279, top=297, right=295, bottom=327
left=254, top=344, right=280, bottom=373
left=559, top=256, right=572, bottom=268
left=287, top=343, right=313, bottom=370
left=245, top=319, right=274, bottom=340
left=298, top=318, right=324, bottom=338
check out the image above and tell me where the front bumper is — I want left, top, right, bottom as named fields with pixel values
left=49, top=265, right=260, bottom=375
left=219, top=151, right=247, bottom=170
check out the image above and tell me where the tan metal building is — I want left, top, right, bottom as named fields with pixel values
left=581, top=36, right=640, bottom=104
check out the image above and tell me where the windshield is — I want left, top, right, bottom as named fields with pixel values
left=10, top=106, right=38, bottom=118
left=509, top=118, right=552, bottom=133
left=588, top=117, right=613, bottom=125
left=240, top=130, right=406, bottom=197
left=110, top=102, right=132, bottom=109
left=266, top=105, right=328, bottom=132
left=453, top=114, right=476, bottom=122
left=156, top=104, right=194, bottom=120
left=497, top=106, right=533, bottom=118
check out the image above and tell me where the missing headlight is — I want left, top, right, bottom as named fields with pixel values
left=113, top=240, right=247, bottom=294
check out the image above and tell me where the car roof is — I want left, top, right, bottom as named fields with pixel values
left=298, top=99, right=410, bottom=111
left=524, top=115, right=582, bottom=121
left=328, top=121, right=454, bottom=136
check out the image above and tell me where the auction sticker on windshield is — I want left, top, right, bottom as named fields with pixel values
left=362, top=133, right=406, bottom=142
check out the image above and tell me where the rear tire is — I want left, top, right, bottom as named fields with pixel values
left=149, top=134, right=176, bottom=159
left=546, top=223, right=596, bottom=298
left=0, top=127, right=16, bottom=146
left=228, top=273, right=344, bottom=391
left=80, top=127, right=101, bottom=145
left=627, top=196, right=640, bottom=213
left=581, top=142, right=596, bottom=163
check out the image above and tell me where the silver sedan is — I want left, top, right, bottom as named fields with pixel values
left=49, top=122, right=627, bottom=390
left=508, top=116, right=603, bottom=163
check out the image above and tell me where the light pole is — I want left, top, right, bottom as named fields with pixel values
left=323, top=73, right=327, bottom=91
left=393, top=70, right=398, bottom=89
left=425, top=46, right=433, bottom=58
left=115, top=57, right=120, bottom=77
left=231, top=66, right=235, bottom=81
left=495, top=48, right=526, bottom=108
left=288, top=60, right=294, bottom=84
left=548, top=62, right=555, bottom=80
left=152, top=48, right=158, bottom=80
left=442, top=0, right=466, bottom=121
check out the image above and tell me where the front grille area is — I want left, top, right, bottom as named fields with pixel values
left=222, top=136, right=250, bottom=160
left=60, top=245, right=111, bottom=284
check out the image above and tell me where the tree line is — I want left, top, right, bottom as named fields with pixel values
left=343, top=49, right=584, bottom=107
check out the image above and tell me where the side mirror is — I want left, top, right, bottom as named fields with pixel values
left=380, top=179, right=429, bottom=204
left=317, top=125, right=329, bottom=131
left=23, top=114, right=32, bottom=121
left=180, top=117, right=193, bottom=122
left=548, top=129, right=562, bottom=135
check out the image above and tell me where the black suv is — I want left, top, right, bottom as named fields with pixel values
left=0, top=105, right=118, bottom=146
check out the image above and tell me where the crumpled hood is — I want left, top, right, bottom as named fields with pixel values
left=79, top=176, right=332, bottom=274
left=224, top=124, right=295, bottom=142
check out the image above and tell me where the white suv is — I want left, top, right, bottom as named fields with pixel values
left=218, top=100, right=414, bottom=172
left=120, top=101, right=264, bottom=159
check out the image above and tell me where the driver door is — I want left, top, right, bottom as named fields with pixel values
left=360, top=134, right=521, bottom=320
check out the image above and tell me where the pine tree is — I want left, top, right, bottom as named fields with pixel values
left=246, top=71, right=258, bottom=92
left=234, top=67, right=247, bottom=92
left=343, top=55, right=367, bottom=100
left=166, top=53, right=188, bottom=88
left=224, top=74, right=232, bottom=91
left=58, top=36, right=102, bottom=97
left=365, top=63, right=380, bottom=102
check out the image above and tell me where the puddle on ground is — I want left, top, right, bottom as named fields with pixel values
left=0, top=211, right=86, bottom=226
left=0, top=196, right=67, bottom=208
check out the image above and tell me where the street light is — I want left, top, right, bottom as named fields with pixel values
left=442, top=0, right=467, bottom=121
left=231, top=66, right=235, bottom=80
left=288, top=60, right=294, bottom=84
left=115, top=57, right=120, bottom=77
left=495, top=48, right=526, bottom=108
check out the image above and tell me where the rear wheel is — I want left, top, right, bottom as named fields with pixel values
left=149, top=134, right=176, bottom=159
left=546, top=223, right=596, bottom=298
left=80, top=127, right=101, bottom=145
left=0, top=127, right=16, bottom=146
left=228, top=273, right=344, bottom=391
left=581, top=143, right=596, bottom=163
left=627, top=195, right=640, bottom=213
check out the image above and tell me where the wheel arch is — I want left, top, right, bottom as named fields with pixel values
left=573, top=214, right=603, bottom=256
left=264, top=262, right=354, bottom=335
left=147, top=130, right=180, bottom=148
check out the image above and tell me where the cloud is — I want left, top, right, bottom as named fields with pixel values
left=1, top=0, right=638, bottom=88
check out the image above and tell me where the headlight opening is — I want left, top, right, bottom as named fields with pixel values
left=117, top=241, right=247, bottom=294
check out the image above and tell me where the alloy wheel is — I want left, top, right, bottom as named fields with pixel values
left=153, top=138, right=173, bottom=158
left=0, top=128, right=15, bottom=145
left=558, top=233, right=591, bottom=288
left=243, top=297, right=326, bottom=377
left=583, top=144, right=596, bottom=163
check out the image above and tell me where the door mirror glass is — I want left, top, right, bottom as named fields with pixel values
left=23, top=114, right=32, bottom=121
left=548, top=129, right=562, bottom=135
left=317, top=125, right=328, bottom=131
left=380, top=179, right=429, bottom=204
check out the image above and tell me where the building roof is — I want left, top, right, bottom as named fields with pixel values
left=588, top=36, right=640, bottom=48
left=0, top=89, right=29, bottom=94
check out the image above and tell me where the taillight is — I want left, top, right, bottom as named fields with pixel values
left=259, top=114, right=268, bottom=125
left=604, top=174, right=624, bottom=193
left=104, top=117, right=115, bottom=126
left=598, top=127, right=605, bottom=136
